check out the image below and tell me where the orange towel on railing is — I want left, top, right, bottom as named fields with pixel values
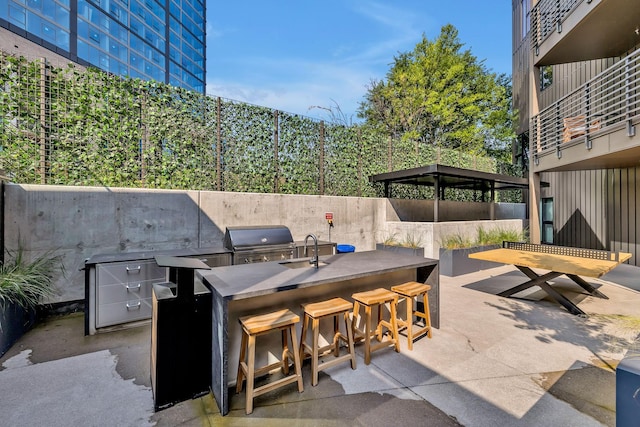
left=562, top=115, right=601, bottom=142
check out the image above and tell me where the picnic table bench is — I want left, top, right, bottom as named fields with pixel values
left=468, top=242, right=632, bottom=316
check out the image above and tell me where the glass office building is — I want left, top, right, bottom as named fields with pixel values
left=0, top=0, right=205, bottom=93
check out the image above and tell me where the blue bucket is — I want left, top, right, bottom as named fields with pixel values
left=336, top=244, right=355, bottom=253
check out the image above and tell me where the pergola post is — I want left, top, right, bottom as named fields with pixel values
left=434, top=176, right=440, bottom=222
left=490, top=182, right=496, bottom=220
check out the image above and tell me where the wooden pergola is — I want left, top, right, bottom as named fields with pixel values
left=370, top=164, right=529, bottom=222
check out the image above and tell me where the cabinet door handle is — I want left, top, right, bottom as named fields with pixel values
left=126, top=266, right=141, bottom=274
left=126, top=301, right=141, bottom=310
left=126, top=283, right=141, bottom=292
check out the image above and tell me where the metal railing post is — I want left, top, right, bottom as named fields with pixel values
left=216, top=97, right=222, bottom=191
left=626, top=56, right=636, bottom=137
left=39, top=58, right=47, bottom=184
left=274, top=110, right=279, bottom=193
left=555, top=103, right=562, bottom=158
left=357, top=127, right=362, bottom=197
left=140, top=92, right=149, bottom=185
left=319, top=120, right=325, bottom=195
left=585, top=82, right=592, bottom=149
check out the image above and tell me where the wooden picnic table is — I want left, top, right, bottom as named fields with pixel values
left=468, top=242, right=632, bottom=316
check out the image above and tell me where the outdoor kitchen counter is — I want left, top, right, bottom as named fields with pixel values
left=198, top=249, right=439, bottom=415
left=200, top=249, right=437, bottom=300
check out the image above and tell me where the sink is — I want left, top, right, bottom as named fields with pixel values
left=279, top=259, right=328, bottom=269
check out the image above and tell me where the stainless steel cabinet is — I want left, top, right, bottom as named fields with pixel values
left=197, top=253, right=232, bottom=268
left=86, top=249, right=232, bottom=334
left=95, top=260, right=166, bottom=328
left=295, top=242, right=336, bottom=258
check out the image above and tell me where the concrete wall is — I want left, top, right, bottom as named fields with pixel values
left=380, top=219, right=525, bottom=259
left=386, top=199, right=526, bottom=222
left=3, top=183, right=524, bottom=303
left=4, top=184, right=387, bottom=302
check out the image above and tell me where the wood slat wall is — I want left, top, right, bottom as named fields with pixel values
left=541, top=168, right=639, bottom=266
left=538, top=58, right=619, bottom=111
left=512, top=0, right=530, bottom=135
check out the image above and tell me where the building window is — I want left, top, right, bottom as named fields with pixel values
left=540, top=65, right=553, bottom=91
left=41, top=23, right=57, bottom=43
left=8, top=4, right=26, bottom=26
left=541, top=198, right=554, bottom=244
left=521, top=0, right=530, bottom=40
left=1, top=0, right=204, bottom=93
left=89, top=28, right=101, bottom=44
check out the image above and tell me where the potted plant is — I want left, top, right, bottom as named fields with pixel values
left=439, top=227, right=527, bottom=277
left=376, top=232, right=425, bottom=257
left=0, top=247, right=62, bottom=357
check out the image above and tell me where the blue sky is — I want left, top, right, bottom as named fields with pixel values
left=205, top=1, right=512, bottom=121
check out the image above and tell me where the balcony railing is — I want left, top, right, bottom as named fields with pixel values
left=531, top=0, right=582, bottom=52
left=531, top=47, right=640, bottom=161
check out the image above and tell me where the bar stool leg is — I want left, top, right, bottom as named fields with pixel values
left=298, top=313, right=310, bottom=366
left=351, top=300, right=360, bottom=346
left=423, top=292, right=432, bottom=338
left=404, top=295, right=414, bottom=350
left=364, top=304, right=372, bottom=365
left=375, top=304, right=382, bottom=342
left=236, top=330, right=248, bottom=393
left=312, top=317, right=320, bottom=386
left=281, top=329, right=290, bottom=375
left=333, top=315, right=340, bottom=357
left=289, top=324, right=304, bottom=392
left=245, top=334, right=256, bottom=414
left=344, top=310, right=356, bottom=369
left=389, top=298, right=400, bottom=353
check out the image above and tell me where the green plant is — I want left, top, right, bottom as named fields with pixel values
left=0, top=247, right=62, bottom=313
left=378, top=231, right=424, bottom=248
left=476, top=226, right=527, bottom=246
left=440, top=226, right=528, bottom=250
left=439, top=234, right=475, bottom=250
left=401, top=232, right=423, bottom=249
left=380, top=232, right=399, bottom=246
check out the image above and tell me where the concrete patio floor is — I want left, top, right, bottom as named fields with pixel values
left=1, top=263, right=639, bottom=426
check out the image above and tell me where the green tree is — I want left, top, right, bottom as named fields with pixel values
left=358, top=24, right=514, bottom=155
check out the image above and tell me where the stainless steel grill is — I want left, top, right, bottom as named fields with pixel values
left=223, top=225, right=296, bottom=264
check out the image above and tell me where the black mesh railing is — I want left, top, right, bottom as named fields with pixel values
left=503, top=241, right=620, bottom=261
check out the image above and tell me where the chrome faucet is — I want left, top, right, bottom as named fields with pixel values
left=304, top=233, right=319, bottom=269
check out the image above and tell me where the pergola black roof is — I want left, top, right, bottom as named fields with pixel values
left=370, top=164, right=528, bottom=197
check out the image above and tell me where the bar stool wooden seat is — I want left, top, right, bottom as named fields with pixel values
left=351, top=288, right=400, bottom=365
left=236, top=308, right=304, bottom=414
left=299, top=297, right=357, bottom=386
left=391, top=281, right=432, bottom=350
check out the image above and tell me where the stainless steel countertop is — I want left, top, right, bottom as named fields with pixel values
left=85, top=246, right=230, bottom=265
left=198, top=250, right=438, bottom=300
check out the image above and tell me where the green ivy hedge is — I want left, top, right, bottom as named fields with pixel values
left=0, top=53, right=520, bottom=202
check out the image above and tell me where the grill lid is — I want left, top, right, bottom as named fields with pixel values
left=224, top=225, right=294, bottom=250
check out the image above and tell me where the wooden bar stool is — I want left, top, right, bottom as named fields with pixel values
left=351, top=288, right=400, bottom=365
left=299, top=297, right=357, bottom=386
left=391, top=281, right=432, bottom=350
left=236, top=308, right=304, bottom=414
